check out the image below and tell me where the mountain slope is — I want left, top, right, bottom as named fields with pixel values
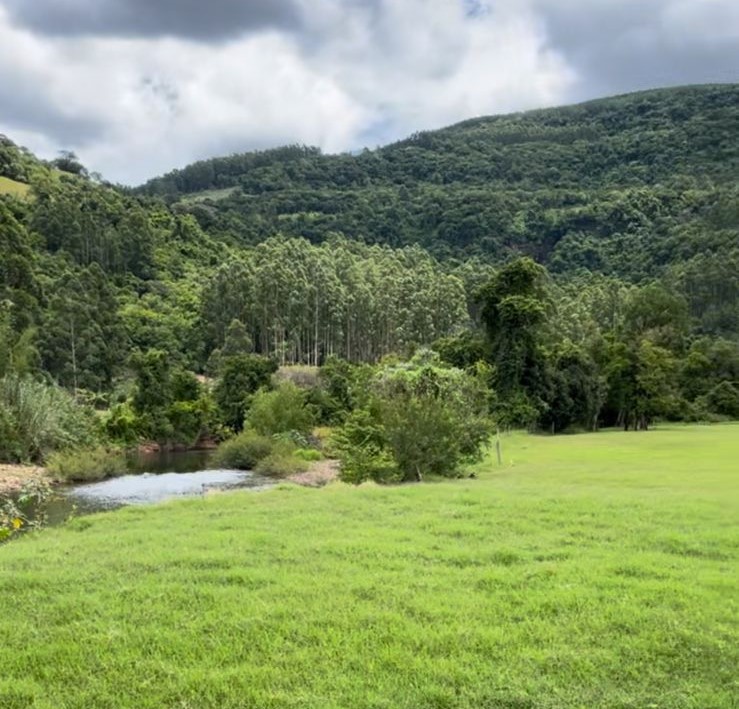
left=140, top=84, right=739, bottom=281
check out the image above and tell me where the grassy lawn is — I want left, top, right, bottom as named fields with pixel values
left=177, top=187, right=237, bottom=205
left=1, top=425, right=737, bottom=708
left=0, top=176, right=31, bottom=199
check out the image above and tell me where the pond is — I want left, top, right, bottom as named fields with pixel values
left=28, top=450, right=274, bottom=526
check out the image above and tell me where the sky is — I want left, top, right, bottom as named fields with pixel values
left=1, top=0, right=737, bottom=184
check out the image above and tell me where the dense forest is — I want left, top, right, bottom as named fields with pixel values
left=1, top=85, right=738, bottom=471
left=142, top=86, right=738, bottom=291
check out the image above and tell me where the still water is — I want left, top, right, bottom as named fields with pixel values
left=33, top=450, right=273, bottom=526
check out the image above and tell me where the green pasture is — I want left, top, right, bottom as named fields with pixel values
left=0, top=176, right=31, bottom=199
left=1, top=425, right=737, bottom=708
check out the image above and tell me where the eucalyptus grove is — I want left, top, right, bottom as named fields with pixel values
left=200, top=236, right=469, bottom=365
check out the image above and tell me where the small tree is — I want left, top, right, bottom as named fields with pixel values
left=214, top=354, right=277, bottom=430
left=337, top=352, right=493, bottom=483
left=476, top=257, right=551, bottom=425
left=247, top=381, right=315, bottom=438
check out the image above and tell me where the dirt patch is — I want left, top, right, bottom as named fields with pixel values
left=0, top=464, right=49, bottom=497
left=287, top=459, right=340, bottom=487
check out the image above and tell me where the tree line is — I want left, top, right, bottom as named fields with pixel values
left=0, top=90, right=738, bottom=477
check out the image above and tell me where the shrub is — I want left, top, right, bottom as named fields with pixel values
left=212, top=429, right=274, bottom=470
left=338, top=445, right=399, bottom=485
left=312, top=357, right=373, bottom=424
left=0, top=375, right=97, bottom=463
left=1, top=479, right=53, bottom=543
left=103, top=402, right=139, bottom=444
left=335, top=408, right=397, bottom=484
left=254, top=451, right=309, bottom=478
left=336, top=352, right=493, bottom=484
left=0, top=403, right=21, bottom=462
left=247, top=381, right=315, bottom=437
left=293, top=448, right=323, bottom=462
left=698, top=381, right=739, bottom=419
left=167, top=399, right=212, bottom=445
left=46, top=446, right=128, bottom=482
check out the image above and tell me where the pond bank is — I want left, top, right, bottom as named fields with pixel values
left=1, top=457, right=339, bottom=498
left=0, top=464, right=51, bottom=497
left=286, top=459, right=340, bottom=487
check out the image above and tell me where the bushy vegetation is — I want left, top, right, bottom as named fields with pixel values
left=0, top=375, right=97, bottom=463
left=0, top=478, right=52, bottom=543
left=212, top=383, right=318, bottom=476
left=46, top=446, right=128, bottom=483
left=253, top=443, right=309, bottom=478
left=335, top=352, right=493, bottom=483
left=292, top=447, right=322, bottom=462
left=211, top=429, right=274, bottom=470
left=246, top=381, right=315, bottom=437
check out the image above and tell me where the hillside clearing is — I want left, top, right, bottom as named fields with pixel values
left=0, top=175, right=31, bottom=199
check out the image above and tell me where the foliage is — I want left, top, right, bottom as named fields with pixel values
left=0, top=375, right=97, bottom=463
left=246, top=381, right=315, bottom=438
left=211, top=429, right=274, bottom=470
left=142, top=86, right=738, bottom=307
left=1, top=88, right=738, bottom=442
left=253, top=447, right=309, bottom=478
left=103, top=402, right=140, bottom=444
left=698, top=381, right=739, bottom=419
left=310, top=357, right=369, bottom=424
left=539, top=342, right=606, bottom=433
left=292, top=447, right=323, bottom=462
left=212, top=426, right=312, bottom=476
left=478, top=257, right=550, bottom=394
left=433, top=331, right=488, bottom=369
left=46, top=446, right=128, bottom=482
left=199, top=237, right=468, bottom=365
left=334, top=409, right=400, bottom=485
left=38, top=264, right=123, bottom=392
left=128, top=350, right=213, bottom=443
left=337, top=352, right=493, bottom=483
left=0, top=478, right=52, bottom=543
left=213, top=354, right=277, bottom=430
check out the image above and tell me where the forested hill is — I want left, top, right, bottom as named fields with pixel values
left=1, top=85, right=738, bottom=442
left=140, top=84, right=738, bottom=279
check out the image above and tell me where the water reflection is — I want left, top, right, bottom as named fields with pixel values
left=31, top=450, right=273, bottom=526
left=125, top=448, right=215, bottom=475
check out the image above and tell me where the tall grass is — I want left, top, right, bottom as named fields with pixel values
left=0, top=375, right=97, bottom=463
left=46, top=446, right=128, bottom=483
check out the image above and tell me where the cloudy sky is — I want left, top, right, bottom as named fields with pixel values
left=1, top=0, right=736, bottom=184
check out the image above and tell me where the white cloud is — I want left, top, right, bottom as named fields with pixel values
left=299, top=0, right=574, bottom=142
left=0, top=0, right=734, bottom=184
left=0, top=1, right=574, bottom=183
left=661, top=0, right=739, bottom=43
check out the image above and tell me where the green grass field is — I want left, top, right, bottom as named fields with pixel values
left=0, top=176, right=31, bottom=199
left=177, top=187, right=237, bottom=204
left=1, top=425, right=737, bottom=708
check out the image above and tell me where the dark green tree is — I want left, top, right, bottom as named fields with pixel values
left=39, top=264, right=123, bottom=392
left=214, top=355, right=278, bottom=430
left=477, top=257, right=551, bottom=424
